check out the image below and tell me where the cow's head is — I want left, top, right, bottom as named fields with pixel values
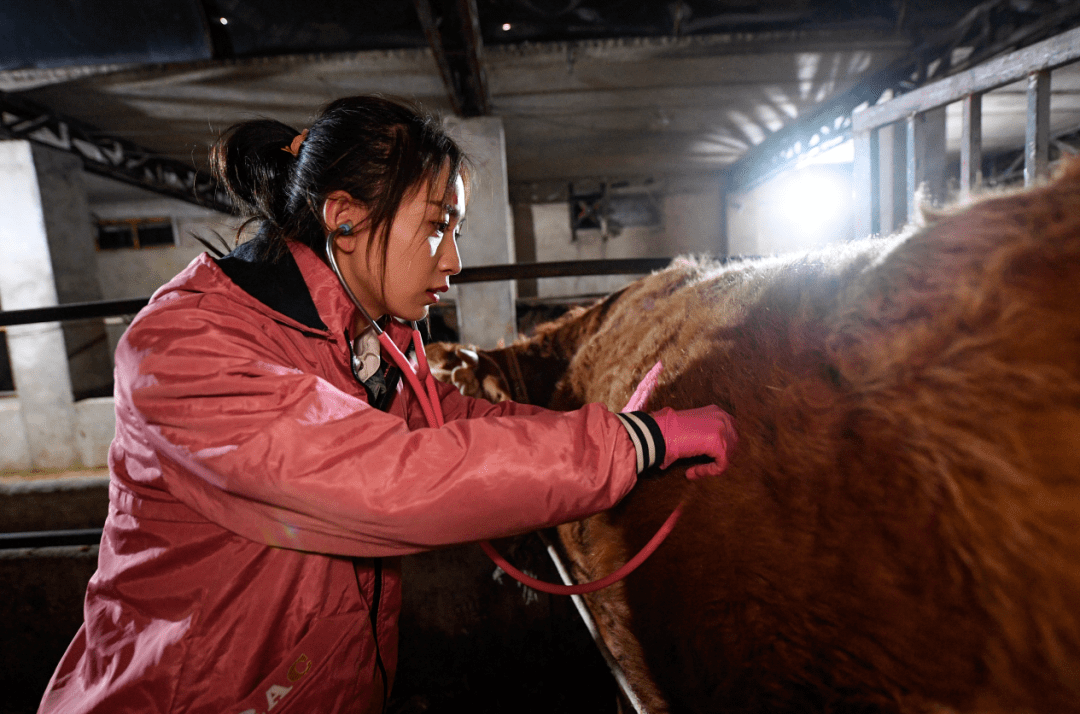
left=427, top=284, right=634, bottom=408
left=426, top=341, right=513, bottom=403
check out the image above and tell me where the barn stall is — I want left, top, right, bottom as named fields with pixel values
left=1, top=2, right=1080, bottom=713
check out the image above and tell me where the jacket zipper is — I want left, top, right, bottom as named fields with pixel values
left=369, top=558, right=388, bottom=712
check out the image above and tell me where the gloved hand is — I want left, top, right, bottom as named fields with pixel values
left=652, top=405, right=737, bottom=480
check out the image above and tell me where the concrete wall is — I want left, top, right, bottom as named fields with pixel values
left=0, top=159, right=237, bottom=471
left=73, top=398, right=116, bottom=469
left=0, top=395, right=117, bottom=471
left=91, top=197, right=238, bottom=301
left=529, top=184, right=725, bottom=300
left=0, top=475, right=110, bottom=532
left=0, top=399, right=32, bottom=471
left=33, top=146, right=113, bottom=402
left=92, top=197, right=240, bottom=368
left=0, top=141, right=80, bottom=469
left=1, top=545, right=99, bottom=714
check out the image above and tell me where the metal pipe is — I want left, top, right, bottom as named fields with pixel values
left=0, top=258, right=676, bottom=327
left=540, top=533, right=649, bottom=714
left=0, top=528, right=102, bottom=549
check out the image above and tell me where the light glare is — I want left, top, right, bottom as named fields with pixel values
left=774, top=172, right=845, bottom=227
left=756, top=165, right=853, bottom=251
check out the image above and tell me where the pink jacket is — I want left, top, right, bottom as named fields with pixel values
left=39, top=237, right=638, bottom=713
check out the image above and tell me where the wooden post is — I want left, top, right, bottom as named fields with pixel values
left=960, top=93, right=983, bottom=201
left=906, top=115, right=918, bottom=224
left=906, top=107, right=946, bottom=223
left=1025, top=69, right=1051, bottom=186
left=878, top=122, right=906, bottom=233
left=853, top=129, right=875, bottom=239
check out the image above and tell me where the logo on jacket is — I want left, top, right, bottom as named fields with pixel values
left=237, top=652, right=313, bottom=714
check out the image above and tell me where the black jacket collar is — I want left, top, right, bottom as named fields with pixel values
left=215, top=233, right=327, bottom=331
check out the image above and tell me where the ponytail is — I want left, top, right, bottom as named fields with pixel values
left=210, top=119, right=298, bottom=236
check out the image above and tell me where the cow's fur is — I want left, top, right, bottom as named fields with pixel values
left=428, top=160, right=1080, bottom=713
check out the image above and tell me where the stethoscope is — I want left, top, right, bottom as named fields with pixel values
left=326, top=229, right=660, bottom=712
left=324, top=230, right=680, bottom=597
left=324, top=231, right=445, bottom=429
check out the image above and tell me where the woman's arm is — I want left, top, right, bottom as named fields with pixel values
left=117, top=297, right=638, bottom=559
left=432, top=376, right=553, bottom=420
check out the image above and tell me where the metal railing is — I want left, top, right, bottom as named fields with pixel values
left=0, top=258, right=674, bottom=327
left=851, top=24, right=1080, bottom=238
left=0, top=257, right=677, bottom=548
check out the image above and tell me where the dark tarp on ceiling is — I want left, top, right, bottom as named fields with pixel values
left=0, top=0, right=212, bottom=70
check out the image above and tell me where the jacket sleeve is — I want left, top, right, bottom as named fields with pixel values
left=431, top=376, right=554, bottom=421
left=116, top=296, right=638, bottom=558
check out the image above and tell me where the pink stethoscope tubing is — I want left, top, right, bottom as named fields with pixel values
left=377, top=329, right=444, bottom=428
left=382, top=331, right=687, bottom=596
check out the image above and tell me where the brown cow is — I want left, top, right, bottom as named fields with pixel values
left=428, top=160, right=1080, bottom=714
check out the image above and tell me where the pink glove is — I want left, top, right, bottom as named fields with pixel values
left=652, top=405, right=737, bottom=480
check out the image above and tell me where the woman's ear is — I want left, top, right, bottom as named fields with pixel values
left=322, top=191, right=365, bottom=252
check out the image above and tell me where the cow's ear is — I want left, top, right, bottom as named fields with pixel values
left=455, top=347, right=480, bottom=368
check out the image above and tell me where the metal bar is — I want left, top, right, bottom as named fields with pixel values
left=853, top=129, right=874, bottom=239
left=878, top=122, right=907, bottom=233
left=877, top=124, right=893, bottom=234
left=539, top=534, right=647, bottom=714
left=0, top=259, right=675, bottom=326
left=960, top=93, right=983, bottom=201
left=0, top=528, right=102, bottom=549
left=1025, top=69, right=1051, bottom=186
left=452, top=258, right=673, bottom=285
left=922, top=107, right=947, bottom=206
left=0, top=90, right=232, bottom=213
left=853, top=25, right=1080, bottom=132
left=0, top=297, right=149, bottom=327
left=906, top=107, right=947, bottom=222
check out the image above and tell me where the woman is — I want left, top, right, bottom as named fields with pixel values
left=39, top=95, right=735, bottom=713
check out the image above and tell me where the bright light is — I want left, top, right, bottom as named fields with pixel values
left=501, top=23, right=511, bottom=31
left=219, top=17, right=228, bottom=25
left=758, top=165, right=853, bottom=250
left=773, top=171, right=846, bottom=227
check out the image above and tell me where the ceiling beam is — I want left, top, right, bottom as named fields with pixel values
left=0, top=89, right=232, bottom=213
left=414, top=0, right=490, bottom=117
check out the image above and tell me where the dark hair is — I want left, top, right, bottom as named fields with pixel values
left=210, top=95, right=470, bottom=276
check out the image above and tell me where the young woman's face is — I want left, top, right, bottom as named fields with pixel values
left=334, top=174, right=465, bottom=325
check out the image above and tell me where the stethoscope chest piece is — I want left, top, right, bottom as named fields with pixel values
left=351, top=329, right=382, bottom=382
left=326, top=232, right=445, bottom=428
